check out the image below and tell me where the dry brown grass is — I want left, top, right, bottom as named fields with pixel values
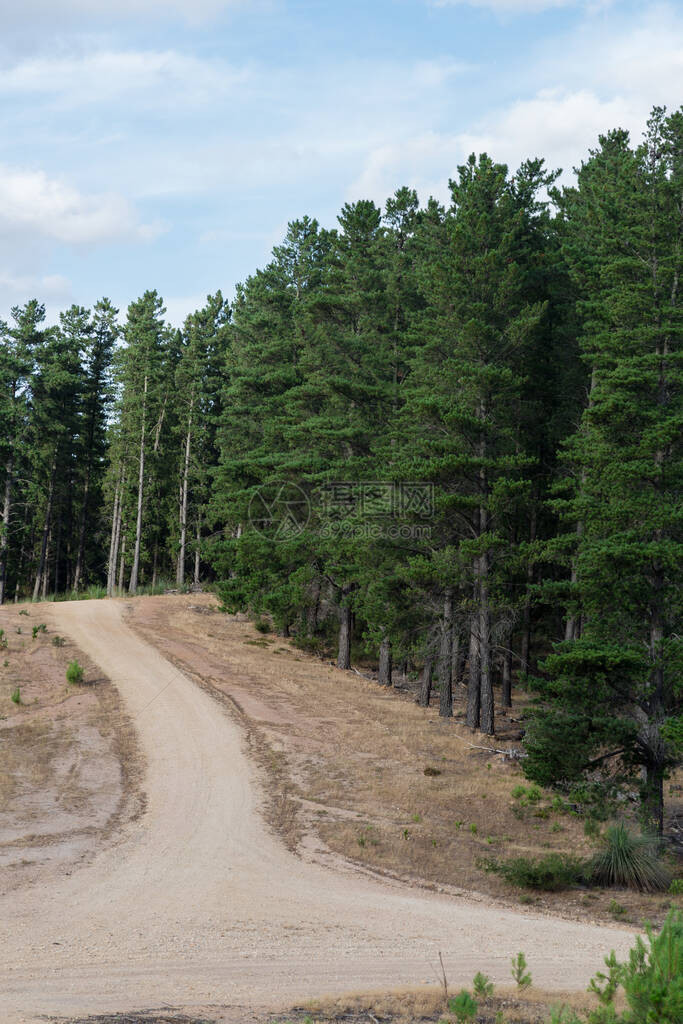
left=127, top=594, right=681, bottom=929
left=0, top=602, right=143, bottom=888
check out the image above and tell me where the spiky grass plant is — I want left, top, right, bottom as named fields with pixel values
left=590, top=823, right=670, bottom=892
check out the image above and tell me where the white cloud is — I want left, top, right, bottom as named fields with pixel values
left=0, top=165, right=163, bottom=244
left=456, top=89, right=638, bottom=175
left=0, top=51, right=251, bottom=109
left=0, top=271, right=73, bottom=313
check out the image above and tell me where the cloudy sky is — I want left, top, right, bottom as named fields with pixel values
left=0, top=0, right=681, bottom=324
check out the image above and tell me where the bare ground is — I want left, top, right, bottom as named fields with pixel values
left=0, top=596, right=659, bottom=1023
left=0, top=602, right=143, bottom=892
left=125, top=594, right=681, bottom=929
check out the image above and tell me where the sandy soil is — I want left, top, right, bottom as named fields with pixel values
left=0, top=599, right=637, bottom=1024
left=0, top=604, right=142, bottom=891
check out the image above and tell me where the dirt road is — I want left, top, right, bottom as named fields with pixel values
left=0, top=600, right=635, bottom=1023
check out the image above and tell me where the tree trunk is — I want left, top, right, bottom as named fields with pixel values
left=378, top=636, right=392, bottom=687
left=520, top=516, right=535, bottom=674
left=641, top=762, right=664, bottom=836
left=152, top=540, right=158, bottom=587
left=466, top=609, right=481, bottom=729
left=337, top=603, right=352, bottom=670
left=501, top=636, right=513, bottom=708
left=0, top=452, right=14, bottom=606
left=193, top=515, right=201, bottom=586
left=307, top=579, right=321, bottom=634
left=438, top=588, right=453, bottom=718
left=73, top=475, right=90, bottom=593
left=417, top=657, right=433, bottom=707
left=479, top=551, right=494, bottom=735
left=41, top=527, right=50, bottom=600
left=107, top=471, right=122, bottom=597
left=118, top=532, right=127, bottom=593
left=32, top=455, right=57, bottom=601
left=129, top=375, right=148, bottom=595
left=451, top=626, right=461, bottom=689
left=177, top=401, right=193, bottom=586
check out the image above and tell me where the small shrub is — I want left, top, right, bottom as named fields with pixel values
left=589, top=950, right=622, bottom=1006
left=589, top=823, right=670, bottom=893
left=253, top=616, right=271, bottom=634
left=511, top=784, right=527, bottom=799
left=668, top=879, right=683, bottom=896
left=511, top=951, right=532, bottom=989
left=587, top=909, right=682, bottom=1024
left=547, top=1007, right=581, bottom=1024
left=609, top=899, right=627, bottom=918
left=0, top=629, right=7, bottom=650
left=32, top=623, right=47, bottom=639
left=584, top=816, right=602, bottom=839
left=490, top=853, right=584, bottom=891
left=448, top=990, right=478, bottom=1023
left=16, top=626, right=21, bottom=634
left=472, top=971, right=494, bottom=998
left=52, top=635, right=66, bottom=647
left=66, top=660, right=84, bottom=685
left=10, top=686, right=20, bottom=704
left=424, top=765, right=442, bottom=776
left=469, top=823, right=478, bottom=835
left=18, top=609, right=29, bottom=616
left=412, top=813, right=422, bottom=823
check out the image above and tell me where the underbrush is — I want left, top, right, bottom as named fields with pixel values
left=482, top=852, right=585, bottom=891
left=482, top=824, right=673, bottom=894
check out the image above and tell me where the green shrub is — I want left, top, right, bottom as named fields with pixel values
left=253, top=616, right=272, bottom=634
left=472, top=971, right=494, bottom=998
left=511, top=951, right=532, bottom=989
left=31, top=623, right=47, bottom=639
left=66, top=660, right=84, bottom=685
left=52, top=635, right=66, bottom=647
left=586, top=909, right=682, bottom=1024
left=490, top=852, right=584, bottom=891
left=18, top=609, right=29, bottom=616
left=620, top=909, right=681, bottom=1023
left=10, top=686, right=20, bottom=704
left=448, top=991, right=478, bottom=1023
left=589, top=823, right=670, bottom=893
left=668, top=879, right=683, bottom=896
left=0, top=629, right=7, bottom=650
left=547, top=1008, right=582, bottom=1024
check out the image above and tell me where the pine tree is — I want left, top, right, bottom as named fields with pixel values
left=524, top=107, right=683, bottom=833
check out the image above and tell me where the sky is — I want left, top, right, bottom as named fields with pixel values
left=0, top=0, right=681, bottom=326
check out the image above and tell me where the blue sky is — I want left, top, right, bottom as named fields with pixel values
left=0, top=0, right=681, bottom=325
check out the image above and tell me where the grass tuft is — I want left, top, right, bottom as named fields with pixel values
left=589, top=823, right=671, bottom=893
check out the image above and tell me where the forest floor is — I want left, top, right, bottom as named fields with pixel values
left=127, top=593, right=682, bottom=931
left=0, top=595, right=674, bottom=1024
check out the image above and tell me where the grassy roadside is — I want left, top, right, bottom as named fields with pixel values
left=125, top=594, right=681, bottom=929
left=0, top=602, right=144, bottom=888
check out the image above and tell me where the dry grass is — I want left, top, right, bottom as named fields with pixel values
left=127, top=594, right=681, bottom=928
left=0, top=602, right=143, bottom=888
left=301, top=983, right=609, bottom=1023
